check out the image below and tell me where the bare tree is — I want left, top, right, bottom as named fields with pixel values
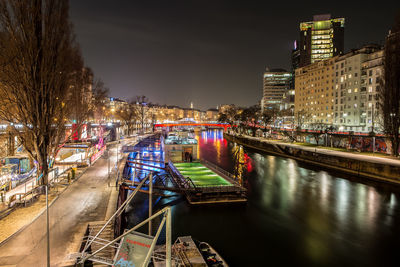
left=295, top=110, right=311, bottom=130
left=218, top=105, right=239, bottom=133
left=68, top=50, right=94, bottom=141
left=116, top=98, right=138, bottom=136
left=134, top=95, right=150, bottom=133
left=91, top=79, right=110, bottom=123
left=240, top=105, right=261, bottom=136
left=0, top=0, right=78, bottom=184
left=379, top=14, right=400, bottom=156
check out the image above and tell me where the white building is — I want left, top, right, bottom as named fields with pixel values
left=333, top=45, right=383, bottom=132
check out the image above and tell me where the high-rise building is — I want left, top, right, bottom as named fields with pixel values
left=261, top=68, right=292, bottom=111
left=291, top=40, right=301, bottom=72
left=299, top=14, right=345, bottom=67
left=290, top=40, right=300, bottom=90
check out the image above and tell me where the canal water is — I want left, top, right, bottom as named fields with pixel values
left=129, top=130, right=400, bottom=267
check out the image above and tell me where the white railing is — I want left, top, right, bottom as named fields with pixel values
left=199, top=159, right=241, bottom=186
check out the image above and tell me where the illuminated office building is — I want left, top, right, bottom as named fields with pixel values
left=299, top=14, right=344, bottom=67
left=261, top=68, right=292, bottom=111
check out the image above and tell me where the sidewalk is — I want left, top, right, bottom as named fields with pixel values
left=244, top=135, right=400, bottom=167
left=0, top=169, right=84, bottom=243
left=0, top=137, right=135, bottom=267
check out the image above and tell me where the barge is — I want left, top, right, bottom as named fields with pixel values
left=166, top=160, right=247, bottom=205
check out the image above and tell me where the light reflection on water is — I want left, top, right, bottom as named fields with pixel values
left=162, top=130, right=400, bottom=266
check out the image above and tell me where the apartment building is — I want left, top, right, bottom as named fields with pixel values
left=333, top=45, right=382, bottom=132
left=294, top=57, right=336, bottom=128
left=295, top=45, right=384, bottom=132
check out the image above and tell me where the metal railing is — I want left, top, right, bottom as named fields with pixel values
left=200, top=159, right=241, bottom=186
left=195, top=185, right=245, bottom=193
left=167, top=160, right=196, bottom=190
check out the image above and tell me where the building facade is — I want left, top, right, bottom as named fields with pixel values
left=261, top=68, right=292, bottom=111
left=333, top=45, right=383, bottom=132
left=295, top=57, right=336, bottom=128
left=206, top=109, right=219, bottom=121
left=299, top=14, right=344, bottom=67
left=295, top=45, right=384, bottom=132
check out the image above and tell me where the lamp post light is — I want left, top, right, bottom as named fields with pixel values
left=46, top=184, right=50, bottom=267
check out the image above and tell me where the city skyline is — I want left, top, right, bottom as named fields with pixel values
left=69, top=0, right=397, bottom=110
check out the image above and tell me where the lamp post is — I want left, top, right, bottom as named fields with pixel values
left=46, top=184, right=50, bottom=267
left=116, top=139, right=119, bottom=180
left=107, top=149, right=110, bottom=185
left=371, top=105, right=375, bottom=153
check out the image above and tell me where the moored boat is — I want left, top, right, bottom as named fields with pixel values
left=197, top=241, right=228, bottom=267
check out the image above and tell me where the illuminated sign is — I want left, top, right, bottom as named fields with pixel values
left=90, top=145, right=106, bottom=164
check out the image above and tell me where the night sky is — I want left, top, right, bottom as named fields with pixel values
left=70, top=0, right=398, bottom=110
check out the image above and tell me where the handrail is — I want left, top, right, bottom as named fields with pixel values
left=167, top=160, right=196, bottom=190
left=200, top=159, right=241, bottom=186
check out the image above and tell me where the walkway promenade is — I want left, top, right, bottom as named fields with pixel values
left=225, top=133, right=400, bottom=184
left=0, top=138, right=134, bottom=267
left=247, top=135, right=400, bottom=167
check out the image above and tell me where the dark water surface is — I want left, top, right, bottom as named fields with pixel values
left=132, top=130, right=400, bottom=267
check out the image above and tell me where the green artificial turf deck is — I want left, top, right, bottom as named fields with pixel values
left=173, top=162, right=231, bottom=186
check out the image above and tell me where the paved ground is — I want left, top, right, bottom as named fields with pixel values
left=0, top=138, right=136, bottom=267
left=244, top=135, right=400, bottom=167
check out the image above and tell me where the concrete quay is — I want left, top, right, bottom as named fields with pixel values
left=224, top=133, right=400, bottom=185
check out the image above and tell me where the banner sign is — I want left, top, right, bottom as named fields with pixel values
left=114, top=231, right=154, bottom=267
left=90, top=145, right=106, bottom=164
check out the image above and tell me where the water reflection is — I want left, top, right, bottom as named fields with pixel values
left=169, top=129, right=400, bottom=267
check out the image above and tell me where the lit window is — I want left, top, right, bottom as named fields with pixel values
left=348, top=89, right=351, bottom=93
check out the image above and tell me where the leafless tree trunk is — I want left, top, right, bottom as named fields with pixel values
left=68, top=53, right=94, bottom=141
left=0, top=0, right=78, bottom=184
left=379, top=14, right=400, bottom=156
left=134, top=96, right=150, bottom=133
left=117, top=98, right=138, bottom=136
left=91, top=79, right=110, bottom=123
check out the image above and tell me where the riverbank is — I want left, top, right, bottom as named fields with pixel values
left=224, top=132, right=400, bottom=185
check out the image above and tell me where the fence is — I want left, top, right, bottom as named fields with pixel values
left=199, top=159, right=241, bottom=186
left=167, top=160, right=196, bottom=190
left=7, top=185, right=47, bottom=208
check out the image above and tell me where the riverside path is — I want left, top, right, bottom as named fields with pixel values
left=0, top=138, right=134, bottom=267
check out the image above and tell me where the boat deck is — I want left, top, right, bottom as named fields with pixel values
left=174, top=236, right=207, bottom=266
